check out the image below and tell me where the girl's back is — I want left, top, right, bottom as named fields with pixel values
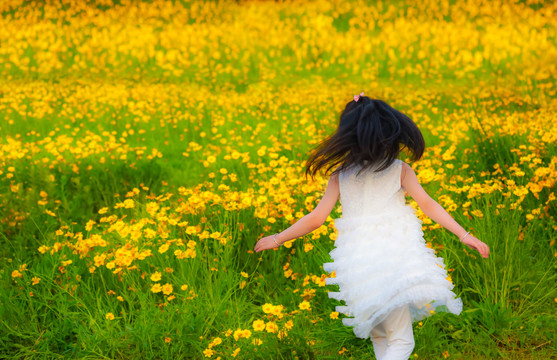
left=338, top=159, right=405, bottom=219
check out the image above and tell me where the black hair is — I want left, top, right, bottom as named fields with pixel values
left=305, top=96, right=425, bottom=179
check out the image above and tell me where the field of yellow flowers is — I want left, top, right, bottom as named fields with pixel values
left=0, top=0, right=556, bottom=359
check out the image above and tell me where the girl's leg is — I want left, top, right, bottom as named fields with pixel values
left=381, top=305, right=415, bottom=360
left=370, top=322, right=388, bottom=360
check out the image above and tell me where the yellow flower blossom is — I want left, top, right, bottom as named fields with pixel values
left=233, top=329, right=252, bottom=341
left=265, top=322, right=278, bottom=333
left=203, top=348, right=214, bottom=357
left=252, top=320, right=265, bottom=331
left=208, top=337, right=222, bottom=348
left=150, top=272, right=162, bottom=282
left=262, top=303, right=274, bottom=314
left=299, top=300, right=311, bottom=311
left=161, top=283, right=173, bottom=295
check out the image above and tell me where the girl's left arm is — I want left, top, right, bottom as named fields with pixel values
left=254, top=173, right=340, bottom=253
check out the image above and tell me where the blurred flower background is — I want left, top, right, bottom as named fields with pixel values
left=0, top=0, right=555, bottom=358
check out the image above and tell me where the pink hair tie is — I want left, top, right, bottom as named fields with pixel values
left=354, top=92, right=364, bottom=102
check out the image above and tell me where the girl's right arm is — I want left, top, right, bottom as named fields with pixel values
left=401, top=162, right=489, bottom=258
left=253, top=173, right=340, bottom=253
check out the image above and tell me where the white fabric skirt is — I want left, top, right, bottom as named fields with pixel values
left=323, top=205, right=463, bottom=339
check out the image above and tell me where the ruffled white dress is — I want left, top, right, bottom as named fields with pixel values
left=323, top=159, right=462, bottom=339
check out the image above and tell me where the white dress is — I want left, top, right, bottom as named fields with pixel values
left=323, top=159, right=463, bottom=339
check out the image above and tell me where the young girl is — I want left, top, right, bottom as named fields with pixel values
left=254, top=94, right=489, bottom=360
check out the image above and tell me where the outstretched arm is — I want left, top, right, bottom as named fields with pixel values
left=401, top=162, right=489, bottom=258
left=254, top=173, right=340, bottom=253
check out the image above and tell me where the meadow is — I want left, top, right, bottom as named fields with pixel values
left=0, top=0, right=556, bottom=359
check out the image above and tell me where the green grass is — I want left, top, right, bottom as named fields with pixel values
left=1, top=1, right=556, bottom=359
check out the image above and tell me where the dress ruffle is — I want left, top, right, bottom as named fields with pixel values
left=323, top=205, right=463, bottom=339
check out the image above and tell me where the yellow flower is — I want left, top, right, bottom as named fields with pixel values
left=150, top=272, right=162, bottom=282
left=11, top=270, right=23, bottom=279
left=262, top=303, right=274, bottom=314
left=85, top=220, right=96, bottom=231
left=252, top=320, right=265, bottom=331
left=31, top=276, right=41, bottom=285
left=513, top=187, right=529, bottom=197
left=270, top=305, right=283, bottom=317
left=265, top=322, right=278, bottom=333
left=106, top=313, right=115, bottom=320
left=61, top=259, right=72, bottom=266
left=151, top=284, right=162, bottom=293
left=94, top=254, right=106, bottom=267
left=209, top=337, right=222, bottom=348
left=298, top=300, right=311, bottom=311
left=233, top=329, right=252, bottom=341
left=330, top=311, right=339, bottom=319
left=231, top=348, right=240, bottom=357
left=161, top=283, right=173, bottom=295
left=203, top=348, right=214, bottom=357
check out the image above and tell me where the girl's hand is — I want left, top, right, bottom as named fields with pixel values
left=254, top=235, right=280, bottom=253
left=461, top=234, right=490, bottom=258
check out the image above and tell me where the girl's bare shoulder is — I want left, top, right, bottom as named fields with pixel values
left=400, top=160, right=412, bottom=183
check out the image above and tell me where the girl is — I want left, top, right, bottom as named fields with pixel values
left=254, top=94, right=490, bottom=360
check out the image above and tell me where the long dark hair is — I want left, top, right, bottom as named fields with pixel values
left=305, top=96, right=425, bottom=178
